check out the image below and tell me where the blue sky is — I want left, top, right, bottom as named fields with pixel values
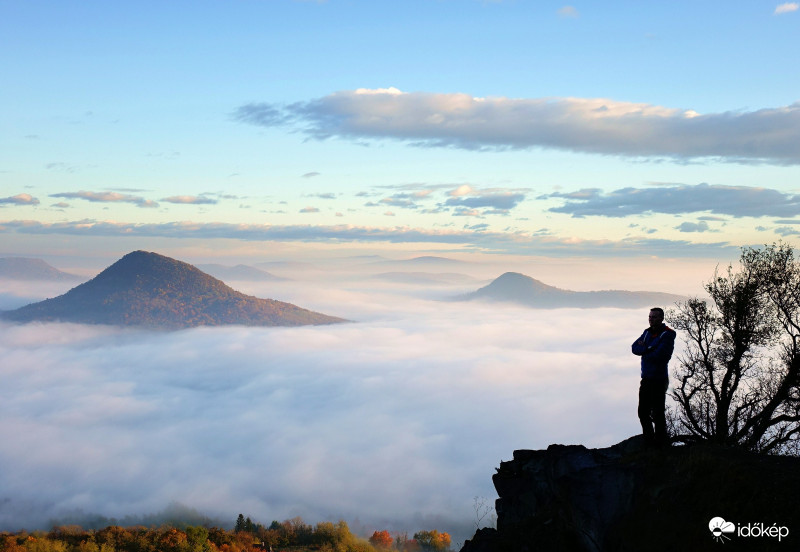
left=2, top=0, right=800, bottom=263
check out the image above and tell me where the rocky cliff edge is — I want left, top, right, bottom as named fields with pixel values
left=461, top=435, right=800, bottom=551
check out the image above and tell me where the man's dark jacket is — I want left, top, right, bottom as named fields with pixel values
left=632, top=323, right=676, bottom=379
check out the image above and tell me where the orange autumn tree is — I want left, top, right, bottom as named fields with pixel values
left=368, top=530, right=393, bottom=549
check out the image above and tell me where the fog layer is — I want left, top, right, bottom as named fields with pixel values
left=0, top=286, right=654, bottom=542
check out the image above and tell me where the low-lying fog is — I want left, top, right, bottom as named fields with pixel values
left=0, top=273, right=683, bottom=544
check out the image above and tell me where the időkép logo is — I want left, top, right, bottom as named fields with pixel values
left=709, top=516, right=789, bottom=543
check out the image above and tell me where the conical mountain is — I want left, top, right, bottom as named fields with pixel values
left=2, top=250, right=345, bottom=328
left=457, top=271, right=684, bottom=308
left=464, top=272, right=577, bottom=307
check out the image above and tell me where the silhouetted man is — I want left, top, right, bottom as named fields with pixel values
left=632, top=307, right=676, bottom=447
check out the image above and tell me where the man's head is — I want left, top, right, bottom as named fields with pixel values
left=649, top=307, right=665, bottom=329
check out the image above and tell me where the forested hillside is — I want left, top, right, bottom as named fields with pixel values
left=3, top=251, right=344, bottom=329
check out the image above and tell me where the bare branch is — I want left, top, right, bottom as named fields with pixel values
left=671, top=242, right=800, bottom=455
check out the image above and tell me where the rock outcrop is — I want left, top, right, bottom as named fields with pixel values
left=461, top=436, right=800, bottom=551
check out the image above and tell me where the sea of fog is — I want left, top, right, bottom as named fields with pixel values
left=0, top=277, right=674, bottom=544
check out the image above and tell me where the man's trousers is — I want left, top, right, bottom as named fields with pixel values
left=638, top=377, right=669, bottom=446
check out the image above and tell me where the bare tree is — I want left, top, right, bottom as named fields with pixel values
left=670, top=243, right=800, bottom=455
left=472, top=496, right=496, bottom=530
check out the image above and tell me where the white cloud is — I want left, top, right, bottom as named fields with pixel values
left=235, top=90, right=800, bottom=164
left=0, top=193, right=39, bottom=206
left=354, top=87, right=404, bottom=96
left=448, top=185, right=475, bottom=198
left=161, top=195, right=218, bottom=205
left=774, top=2, right=799, bottom=14
left=50, top=191, right=159, bottom=209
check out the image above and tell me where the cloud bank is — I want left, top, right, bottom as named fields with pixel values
left=0, top=219, right=739, bottom=258
left=234, top=89, right=800, bottom=164
left=365, top=185, right=527, bottom=218
left=541, top=183, right=800, bottom=218
left=0, top=296, right=653, bottom=541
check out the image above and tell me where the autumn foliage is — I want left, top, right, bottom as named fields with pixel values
left=412, top=531, right=451, bottom=552
left=368, top=531, right=393, bottom=549
left=1, top=516, right=451, bottom=552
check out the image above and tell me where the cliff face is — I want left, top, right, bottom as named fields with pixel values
left=461, top=436, right=800, bottom=552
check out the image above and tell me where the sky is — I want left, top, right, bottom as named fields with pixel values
left=1, top=0, right=799, bottom=269
left=1, top=0, right=800, bottom=542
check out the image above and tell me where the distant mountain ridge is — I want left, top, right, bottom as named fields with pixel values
left=371, top=255, right=467, bottom=270
left=1, top=250, right=345, bottom=328
left=197, top=263, right=286, bottom=282
left=403, top=255, right=465, bottom=265
left=0, top=257, right=83, bottom=282
left=455, top=272, right=684, bottom=309
left=371, top=272, right=480, bottom=286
